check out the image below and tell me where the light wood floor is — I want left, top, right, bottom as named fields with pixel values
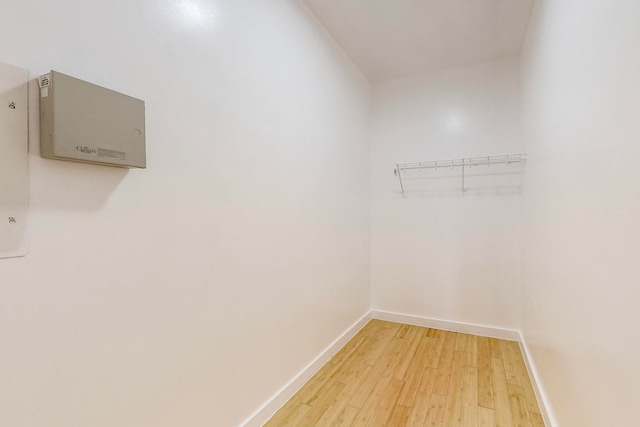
left=264, top=320, right=544, bottom=427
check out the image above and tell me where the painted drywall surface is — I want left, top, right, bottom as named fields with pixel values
left=0, top=1, right=371, bottom=426
left=304, top=0, right=534, bottom=81
left=371, top=58, right=523, bottom=329
left=520, top=0, right=640, bottom=425
left=0, top=62, right=29, bottom=258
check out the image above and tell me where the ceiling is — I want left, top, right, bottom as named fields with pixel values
left=303, top=0, right=535, bottom=82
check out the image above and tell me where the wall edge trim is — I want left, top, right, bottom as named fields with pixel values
left=240, top=311, right=373, bottom=427
left=371, top=310, right=521, bottom=340
left=518, top=332, right=558, bottom=427
left=242, top=310, right=557, bottom=427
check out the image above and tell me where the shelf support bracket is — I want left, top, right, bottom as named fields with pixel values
left=395, top=164, right=405, bottom=194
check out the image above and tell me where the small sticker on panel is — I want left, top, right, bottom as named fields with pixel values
left=39, top=74, right=50, bottom=88
left=97, top=148, right=126, bottom=160
left=39, top=73, right=51, bottom=97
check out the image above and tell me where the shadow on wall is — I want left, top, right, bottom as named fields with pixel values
left=396, top=186, right=524, bottom=198
left=393, top=174, right=524, bottom=198
left=28, top=79, right=130, bottom=211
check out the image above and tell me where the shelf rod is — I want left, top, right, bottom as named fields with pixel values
left=395, top=153, right=526, bottom=172
left=393, top=153, right=526, bottom=193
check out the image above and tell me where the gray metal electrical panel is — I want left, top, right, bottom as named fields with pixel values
left=39, top=71, right=146, bottom=168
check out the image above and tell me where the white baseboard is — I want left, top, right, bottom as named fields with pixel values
left=371, top=310, right=521, bottom=341
left=241, top=310, right=555, bottom=427
left=518, top=334, right=557, bottom=427
left=373, top=310, right=554, bottom=426
left=240, top=311, right=372, bottom=427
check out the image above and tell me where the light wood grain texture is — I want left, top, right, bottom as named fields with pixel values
left=491, top=357, right=514, bottom=427
left=477, top=337, right=495, bottom=410
left=405, top=367, right=438, bottom=425
left=507, top=383, right=532, bottom=427
left=423, top=393, right=446, bottom=426
left=460, top=366, right=478, bottom=427
left=263, top=320, right=543, bottom=426
left=478, top=406, right=497, bottom=427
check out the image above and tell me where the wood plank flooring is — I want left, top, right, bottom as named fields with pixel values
left=264, top=320, right=543, bottom=427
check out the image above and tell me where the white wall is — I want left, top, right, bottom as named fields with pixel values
left=0, top=1, right=371, bottom=426
left=371, top=58, right=523, bottom=329
left=521, top=0, right=640, bottom=425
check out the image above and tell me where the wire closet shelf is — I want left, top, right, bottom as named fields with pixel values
left=393, top=153, right=527, bottom=193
